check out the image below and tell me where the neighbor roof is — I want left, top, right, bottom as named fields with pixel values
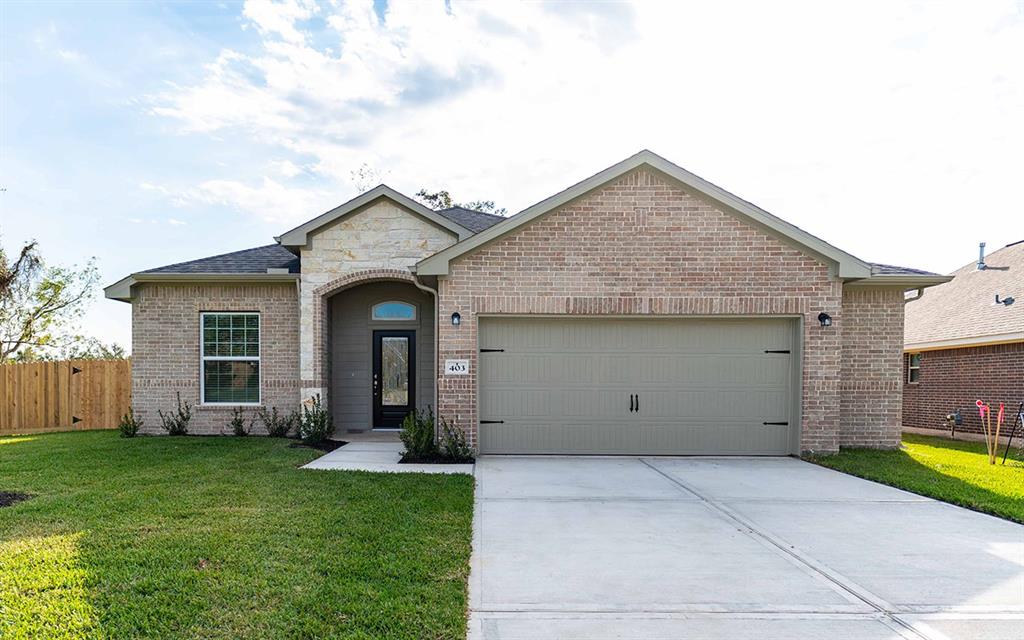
left=416, top=149, right=940, bottom=284
left=436, top=206, right=506, bottom=233
left=905, top=240, right=1024, bottom=350
left=141, top=244, right=299, bottom=274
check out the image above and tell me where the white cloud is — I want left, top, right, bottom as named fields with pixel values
left=148, top=0, right=1024, bottom=274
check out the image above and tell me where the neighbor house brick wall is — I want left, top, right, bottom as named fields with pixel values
left=840, top=287, right=905, bottom=448
left=903, top=342, right=1024, bottom=436
left=436, top=168, right=846, bottom=453
left=131, top=282, right=300, bottom=435
left=298, top=200, right=456, bottom=402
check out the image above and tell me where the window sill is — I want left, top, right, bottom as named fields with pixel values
left=196, top=403, right=263, bottom=411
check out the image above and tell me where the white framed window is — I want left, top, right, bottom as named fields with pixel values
left=371, top=301, right=416, bottom=321
left=907, top=353, right=921, bottom=384
left=200, top=312, right=260, bottom=404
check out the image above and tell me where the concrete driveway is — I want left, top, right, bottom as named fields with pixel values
left=468, top=457, right=1024, bottom=640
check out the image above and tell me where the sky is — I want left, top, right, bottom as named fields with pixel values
left=1, top=0, right=1022, bottom=352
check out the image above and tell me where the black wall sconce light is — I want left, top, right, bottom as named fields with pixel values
left=451, top=312, right=461, bottom=327
left=817, top=312, right=832, bottom=327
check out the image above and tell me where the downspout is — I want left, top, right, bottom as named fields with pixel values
left=411, top=271, right=440, bottom=419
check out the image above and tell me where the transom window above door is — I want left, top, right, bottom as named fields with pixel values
left=371, top=301, right=416, bottom=321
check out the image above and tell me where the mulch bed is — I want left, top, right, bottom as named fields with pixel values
left=288, top=440, right=346, bottom=453
left=0, top=491, right=33, bottom=508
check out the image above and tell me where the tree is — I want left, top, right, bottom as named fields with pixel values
left=415, top=189, right=507, bottom=216
left=0, top=238, right=106, bottom=362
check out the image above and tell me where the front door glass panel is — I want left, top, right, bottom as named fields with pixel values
left=381, top=337, right=409, bottom=406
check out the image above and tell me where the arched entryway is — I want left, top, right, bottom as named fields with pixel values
left=313, top=270, right=435, bottom=432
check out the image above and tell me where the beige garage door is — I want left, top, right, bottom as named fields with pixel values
left=478, top=317, right=798, bottom=455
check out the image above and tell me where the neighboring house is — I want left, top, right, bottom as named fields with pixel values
left=105, top=150, right=949, bottom=454
left=903, top=240, right=1024, bottom=436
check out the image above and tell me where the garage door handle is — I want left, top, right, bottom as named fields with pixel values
left=763, top=421, right=789, bottom=426
left=635, top=394, right=639, bottom=413
left=629, top=394, right=635, bottom=412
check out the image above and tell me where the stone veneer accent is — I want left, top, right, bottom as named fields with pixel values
left=436, top=168, right=851, bottom=453
left=298, top=200, right=457, bottom=402
left=839, top=287, right=906, bottom=448
left=131, top=282, right=299, bottom=435
left=903, top=342, right=1024, bottom=436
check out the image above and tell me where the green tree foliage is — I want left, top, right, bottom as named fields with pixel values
left=415, top=189, right=507, bottom=216
left=0, top=237, right=119, bottom=362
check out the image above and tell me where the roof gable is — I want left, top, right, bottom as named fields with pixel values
left=416, top=150, right=874, bottom=278
left=276, top=185, right=474, bottom=248
left=905, top=240, right=1024, bottom=349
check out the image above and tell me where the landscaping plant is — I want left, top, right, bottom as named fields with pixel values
left=257, top=406, right=297, bottom=438
left=439, top=416, right=475, bottom=462
left=298, top=394, right=332, bottom=444
left=228, top=406, right=253, bottom=437
left=157, top=392, right=192, bottom=435
left=400, top=407, right=437, bottom=459
left=117, top=407, right=142, bottom=438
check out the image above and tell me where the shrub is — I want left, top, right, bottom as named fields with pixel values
left=400, top=407, right=437, bottom=459
left=298, top=394, right=332, bottom=445
left=118, top=407, right=142, bottom=438
left=257, top=406, right=297, bottom=438
left=229, top=406, right=253, bottom=437
left=158, top=392, right=192, bottom=436
left=438, top=416, right=474, bottom=462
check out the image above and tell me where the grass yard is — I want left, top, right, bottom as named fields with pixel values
left=809, top=433, right=1024, bottom=523
left=0, top=431, right=474, bottom=639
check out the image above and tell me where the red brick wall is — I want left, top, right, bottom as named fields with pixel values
left=840, top=288, right=905, bottom=448
left=903, top=342, right=1024, bottom=436
left=132, top=283, right=300, bottom=435
left=436, top=168, right=849, bottom=453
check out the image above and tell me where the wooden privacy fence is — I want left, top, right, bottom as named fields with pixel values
left=0, top=359, right=131, bottom=435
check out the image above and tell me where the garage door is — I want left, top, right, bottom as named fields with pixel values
left=478, top=317, right=798, bottom=455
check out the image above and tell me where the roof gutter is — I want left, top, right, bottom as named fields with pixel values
left=844, top=274, right=953, bottom=289
left=103, top=272, right=300, bottom=303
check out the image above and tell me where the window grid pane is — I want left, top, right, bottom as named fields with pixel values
left=202, top=314, right=259, bottom=358
left=202, top=313, right=260, bottom=403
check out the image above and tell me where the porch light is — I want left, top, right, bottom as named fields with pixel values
left=451, top=312, right=461, bottom=327
left=817, top=312, right=832, bottom=328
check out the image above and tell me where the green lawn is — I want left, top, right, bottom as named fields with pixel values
left=808, top=433, right=1024, bottom=523
left=0, top=431, right=474, bottom=639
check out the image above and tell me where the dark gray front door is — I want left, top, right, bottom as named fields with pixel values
left=373, top=330, right=415, bottom=429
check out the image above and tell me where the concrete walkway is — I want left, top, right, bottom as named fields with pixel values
left=302, top=438, right=473, bottom=474
left=469, top=456, right=1024, bottom=639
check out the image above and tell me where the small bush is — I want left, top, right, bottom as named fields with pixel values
left=298, top=394, right=332, bottom=445
left=438, top=416, right=474, bottom=462
left=118, top=407, right=142, bottom=438
left=158, top=392, right=192, bottom=436
left=400, top=407, right=437, bottom=459
left=229, top=407, right=253, bottom=437
left=257, top=406, right=297, bottom=438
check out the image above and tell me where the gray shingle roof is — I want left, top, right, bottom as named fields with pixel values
left=141, top=244, right=299, bottom=274
left=870, top=263, right=942, bottom=277
left=436, top=206, right=506, bottom=233
left=905, top=240, right=1024, bottom=346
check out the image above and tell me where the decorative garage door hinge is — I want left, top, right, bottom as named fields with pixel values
left=763, top=350, right=790, bottom=354
left=72, top=416, right=82, bottom=424
left=479, top=348, right=504, bottom=353
left=480, top=420, right=505, bottom=424
left=762, top=421, right=789, bottom=426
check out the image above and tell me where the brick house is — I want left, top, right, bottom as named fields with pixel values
left=105, top=151, right=948, bottom=454
left=903, top=240, right=1024, bottom=437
